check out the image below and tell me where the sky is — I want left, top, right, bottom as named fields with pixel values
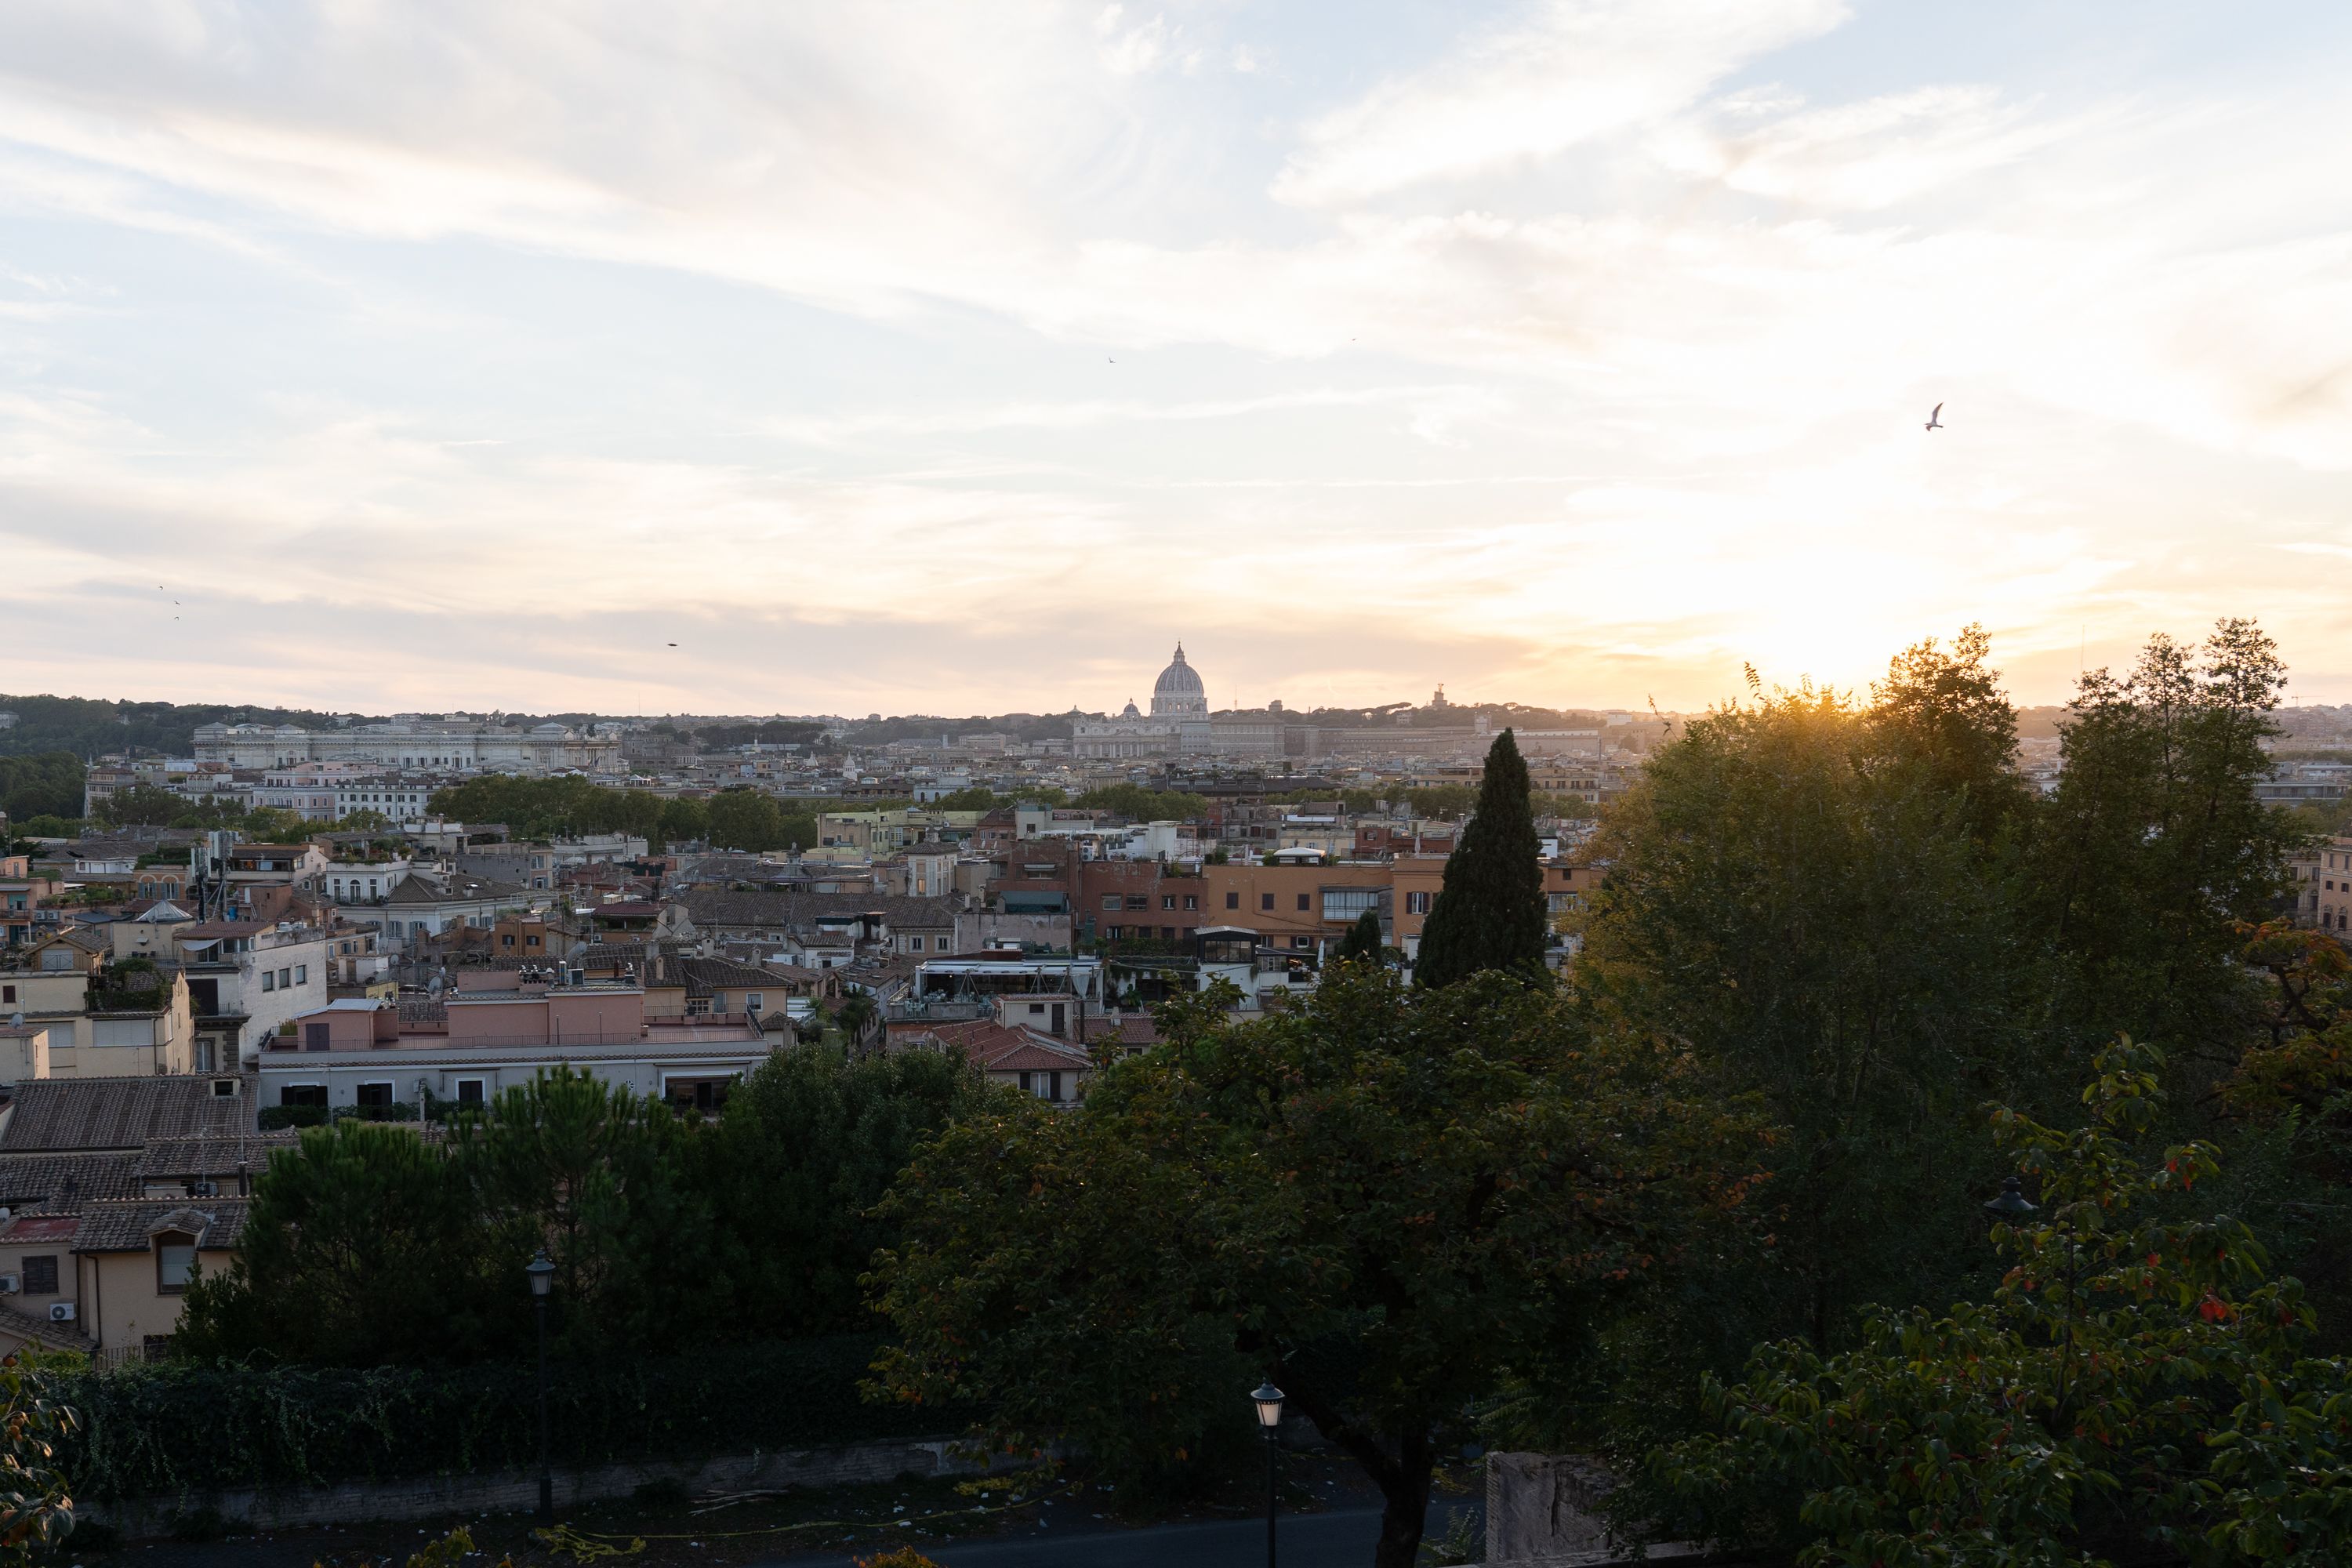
left=2, top=1, right=2350, bottom=720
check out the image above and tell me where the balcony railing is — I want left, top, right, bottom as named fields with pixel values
left=884, top=997, right=992, bottom=1023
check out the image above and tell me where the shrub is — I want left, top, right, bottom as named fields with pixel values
left=57, top=1338, right=949, bottom=1502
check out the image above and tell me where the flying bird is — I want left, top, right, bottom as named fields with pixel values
left=666, top=642, right=678, bottom=648
left=1925, top=402, right=1944, bottom=430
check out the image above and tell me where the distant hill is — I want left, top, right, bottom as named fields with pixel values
left=0, top=695, right=358, bottom=760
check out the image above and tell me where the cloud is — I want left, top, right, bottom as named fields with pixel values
left=1272, top=0, right=1848, bottom=207
left=2, top=3, right=2351, bottom=711
left=1653, top=85, right=2089, bottom=210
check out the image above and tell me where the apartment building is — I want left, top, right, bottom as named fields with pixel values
left=2314, top=836, right=2352, bottom=934
left=0, top=1075, right=265, bottom=1359
left=260, top=972, right=777, bottom=1116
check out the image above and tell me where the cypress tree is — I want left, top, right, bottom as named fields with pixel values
left=1337, top=907, right=1385, bottom=966
left=1412, top=728, right=1548, bottom=989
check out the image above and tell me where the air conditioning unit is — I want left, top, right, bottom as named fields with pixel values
left=0, top=1276, right=18, bottom=1294
left=48, top=1303, right=74, bottom=1323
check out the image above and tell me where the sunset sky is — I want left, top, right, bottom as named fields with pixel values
left=3, top=2, right=2350, bottom=717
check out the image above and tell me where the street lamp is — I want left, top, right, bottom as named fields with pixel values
left=1251, top=1381, right=1285, bottom=1568
left=526, top=1250, right=557, bottom=1523
left=1984, top=1175, right=2038, bottom=1221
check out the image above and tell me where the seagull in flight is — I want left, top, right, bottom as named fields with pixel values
left=1925, top=402, right=1944, bottom=431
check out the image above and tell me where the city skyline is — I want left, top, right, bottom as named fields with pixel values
left=4, top=2, right=2350, bottom=714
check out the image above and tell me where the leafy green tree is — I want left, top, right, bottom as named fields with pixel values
left=833, top=993, right=878, bottom=1043
left=705, top=788, right=786, bottom=851
left=2026, top=619, right=2305, bottom=1055
left=1335, top=907, right=1385, bottom=966
left=238, top=806, right=313, bottom=841
left=1648, top=1038, right=2352, bottom=1566
left=703, top=1044, right=979, bottom=1336
left=336, top=808, right=393, bottom=833
left=1073, top=783, right=1211, bottom=823
left=0, top=1357, right=76, bottom=1562
left=658, top=795, right=710, bottom=848
left=1413, top=729, right=1546, bottom=990
left=94, top=783, right=184, bottom=827
left=454, top=1067, right=719, bottom=1355
left=0, top=752, right=82, bottom=822
left=869, top=971, right=1761, bottom=1567
left=177, top=1120, right=495, bottom=1366
left=1402, top=783, right=1476, bottom=820
left=1577, top=640, right=2040, bottom=1358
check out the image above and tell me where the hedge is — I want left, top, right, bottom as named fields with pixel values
left=57, top=1337, right=952, bottom=1501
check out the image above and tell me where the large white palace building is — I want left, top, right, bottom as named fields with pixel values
left=194, top=717, right=622, bottom=775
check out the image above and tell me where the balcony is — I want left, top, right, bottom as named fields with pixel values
left=884, top=997, right=992, bottom=1024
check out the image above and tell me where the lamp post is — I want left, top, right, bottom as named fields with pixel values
left=526, top=1250, right=556, bottom=1523
left=1251, top=1381, right=1285, bottom=1568
left=1984, top=1174, right=2038, bottom=1222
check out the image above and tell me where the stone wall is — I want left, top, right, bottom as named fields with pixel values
left=92, top=1437, right=1000, bottom=1538
left=1485, top=1451, right=1625, bottom=1566
left=1483, top=1451, right=1738, bottom=1566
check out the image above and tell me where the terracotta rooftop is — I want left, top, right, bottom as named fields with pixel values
left=0, top=1075, right=256, bottom=1154
left=0, top=1152, right=143, bottom=1214
left=74, top=1197, right=250, bottom=1254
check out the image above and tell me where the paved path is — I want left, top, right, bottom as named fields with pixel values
left=768, top=1501, right=1465, bottom=1567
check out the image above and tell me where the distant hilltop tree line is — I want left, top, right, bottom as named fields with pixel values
left=0, top=694, right=358, bottom=760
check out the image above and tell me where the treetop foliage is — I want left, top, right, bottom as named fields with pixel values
left=180, top=1054, right=985, bottom=1367
left=868, top=970, right=1767, bottom=1566
left=1650, top=1038, right=2352, bottom=1565
left=1413, top=728, right=1548, bottom=990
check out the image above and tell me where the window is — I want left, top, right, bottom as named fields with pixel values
left=455, top=1078, right=486, bottom=1105
left=356, top=1082, right=394, bottom=1108
left=745, top=993, right=764, bottom=1014
left=1, top=985, right=11, bottom=1004
left=1127, top=895, right=1150, bottom=910
left=1260, top=892, right=1275, bottom=912
left=1184, top=895, right=1198, bottom=911
left=281, top=1084, right=327, bottom=1107
left=1226, top=891, right=1240, bottom=910
left=278, top=967, right=292, bottom=988
left=211, top=1078, right=238, bottom=1098
left=1102, top=895, right=1121, bottom=911
left=1406, top=891, right=1432, bottom=915
left=303, top=1022, right=329, bottom=1051
left=294, top=964, right=307, bottom=985
left=1323, top=887, right=1381, bottom=921
left=1161, top=895, right=1176, bottom=910
left=20, top=1256, right=56, bottom=1295
left=156, top=1232, right=198, bottom=1294
left=909, top=936, right=924, bottom=952
left=501, top=935, right=516, bottom=948
left=1297, top=893, right=1312, bottom=912
left=261, top=971, right=276, bottom=993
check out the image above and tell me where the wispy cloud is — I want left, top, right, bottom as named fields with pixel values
left=1272, top=0, right=1848, bottom=206
left=0, top=2, right=2349, bottom=711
